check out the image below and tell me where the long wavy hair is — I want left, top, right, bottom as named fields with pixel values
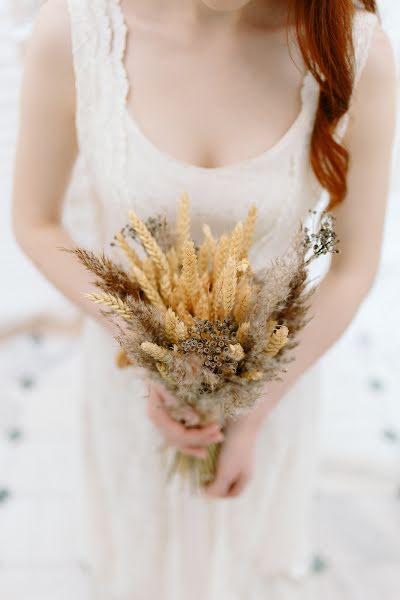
left=290, top=0, right=378, bottom=208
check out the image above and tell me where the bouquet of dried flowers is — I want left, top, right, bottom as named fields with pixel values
left=68, top=193, right=338, bottom=489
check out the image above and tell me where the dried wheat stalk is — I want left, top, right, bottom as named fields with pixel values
left=181, top=240, right=202, bottom=311
left=176, top=192, right=191, bottom=263
left=85, top=292, right=134, bottom=321
left=141, top=342, right=171, bottom=363
left=116, top=232, right=143, bottom=271
left=242, top=204, right=257, bottom=258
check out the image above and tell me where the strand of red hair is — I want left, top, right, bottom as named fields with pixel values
left=289, top=0, right=378, bottom=209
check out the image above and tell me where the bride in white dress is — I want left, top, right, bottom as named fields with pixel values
left=12, top=1, right=396, bottom=598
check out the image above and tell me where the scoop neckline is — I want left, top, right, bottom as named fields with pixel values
left=115, top=0, right=313, bottom=175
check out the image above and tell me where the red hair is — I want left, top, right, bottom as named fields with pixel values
left=290, top=1, right=378, bottom=208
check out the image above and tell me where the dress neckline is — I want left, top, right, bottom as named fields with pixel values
left=114, top=0, right=314, bottom=175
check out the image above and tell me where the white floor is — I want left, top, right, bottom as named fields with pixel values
left=0, top=328, right=400, bottom=600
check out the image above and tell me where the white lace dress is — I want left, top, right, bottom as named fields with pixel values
left=65, top=3, right=378, bottom=599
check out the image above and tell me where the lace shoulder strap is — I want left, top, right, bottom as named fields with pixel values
left=66, top=0, right=129, bottom=190
left=67, top=1, right=104, bottom=155
left=336, top=9, right=379, bottom=140
left=353, top=9, right=379, bottom=86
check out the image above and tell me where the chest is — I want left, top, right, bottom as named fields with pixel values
left=122, top=16, right=306, bottom=169
left=77, top=4, right=321, bottom=255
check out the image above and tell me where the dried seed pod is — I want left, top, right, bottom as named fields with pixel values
left=164, top=308, right=188, bottom=343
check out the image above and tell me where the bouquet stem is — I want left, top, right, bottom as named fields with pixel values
left=167, top=443, right=221, bottom=492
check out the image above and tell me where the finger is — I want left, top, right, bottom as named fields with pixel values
left=226, top=474, right=249, bottom=498
left=155, top=408, right=222, bottom=445
left=180, top=446, right=208, bottom=459
left=149, top=388, right=224, bottom=445
left=149, top=401, right=219, bottom=448
left=205, top=474, right=233, bottom=498
left=182, top=425, right=224, bottom=447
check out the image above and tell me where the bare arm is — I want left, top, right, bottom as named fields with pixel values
left=243, top=24, right=398, bottom=431
left=12, top=1, right=114, bottom=332
left=206, top=24, right=397, bottom=498
left=12, top=0, right=222, bottom=458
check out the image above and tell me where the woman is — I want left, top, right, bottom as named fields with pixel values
left=12, top=0, right=396, bottom=598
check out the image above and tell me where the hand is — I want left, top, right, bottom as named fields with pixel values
left=146, top=382, right=224, bottom=459
left=205, top=418, right=258, bottom=499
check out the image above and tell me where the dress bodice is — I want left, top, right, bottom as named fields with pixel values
left=66, top=0, right=378, bottom=268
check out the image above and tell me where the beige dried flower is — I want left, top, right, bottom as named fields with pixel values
left=164, top=308, right=188, bottom=344
left=237, top=321, right=250, bottom=345
left=266, top=319, right=278, bottom=340
left=116, top=349, right=132, bottom=368
left=229, top=343, right=245, bottom=361
left=156, top=361, right=176, bottom=386
left=265, top=325, right=289, bottom=357
left=242, top=370, right=263, bottom=381
left=236, top=259, right=250, bottom=274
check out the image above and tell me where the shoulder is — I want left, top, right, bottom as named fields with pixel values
left=28, top=0, right=72, bottom=64
left=353, top=9, right=396, bottom=87
left=23, top=1, right=75, bottom=111
left=345, top=12, right=397, bottom=150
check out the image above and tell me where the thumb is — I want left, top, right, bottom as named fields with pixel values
left=205, top=471, right=232, bottom=498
